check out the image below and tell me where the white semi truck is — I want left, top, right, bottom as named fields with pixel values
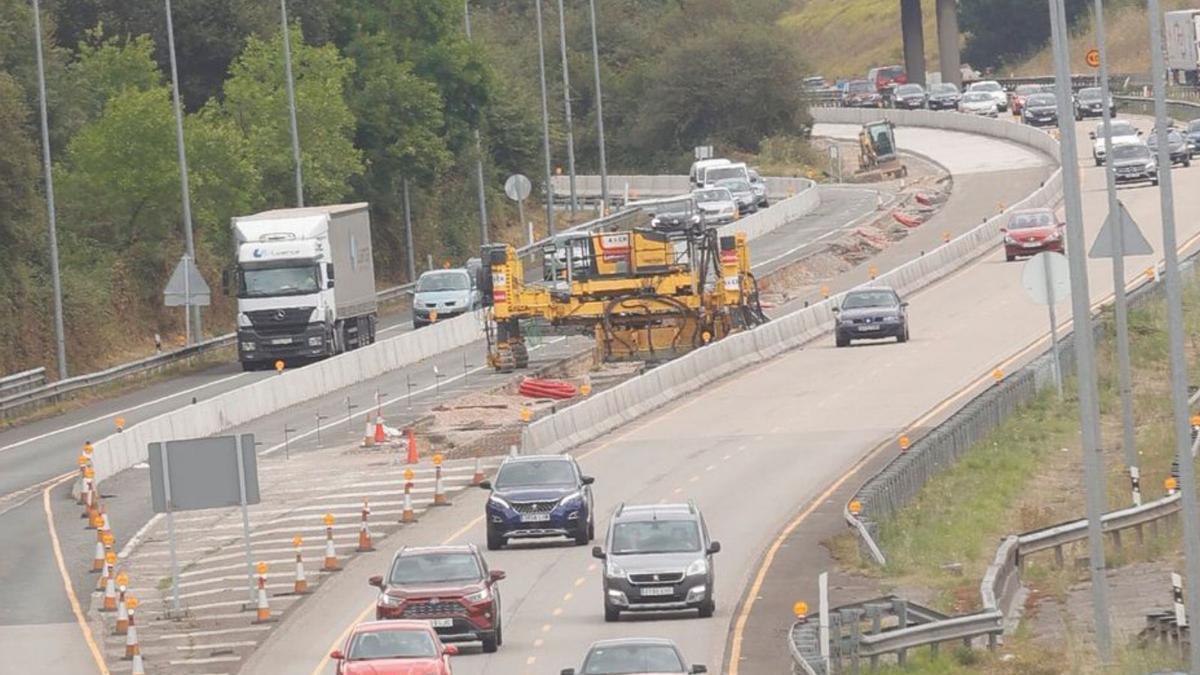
left=1166, top=10, right=1200, bottom=86
left=230, top=203, right=378, bottom=371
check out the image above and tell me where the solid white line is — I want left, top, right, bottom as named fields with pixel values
left=752, top=192, right=892, bottom=271
left=0, top=372, right=251, bottom=455
left=377, top=320, right=414, bottom=335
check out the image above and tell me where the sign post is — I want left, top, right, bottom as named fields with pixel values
left=1021, top=251, right=1070, bottom=399
left=504, top=174, right=533, bottom=237
left=163, top=254, right=211, bottom=346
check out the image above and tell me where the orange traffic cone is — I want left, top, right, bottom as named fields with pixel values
left=432, top=455, right=450, bottom=507
left=291, top=536, right=308, bottom=595
left=130, top=651, right=146, bottom=675
left=401, top=470, right=417, bottom=523
left=97, top=550, right=115, bottom=590
left=361, top=419, right=375, bottom=448
left=91, top=540, right=105, bottom=572
left=406, top=428, right=418, bottom=464
left=115, top=586, right=129, bottom=635
left=357, top=499, right=374, bottom=552
left=322, top=515, right=340, bottom=571
left=373, top=416, right=386, bottom=444
left=102, top=570, right=118, bottom=612
left=123, top=602, right=140, bottom=659
left=471, top=457, right=485, bottom=486
left=253, top=563, right=273, bottom=623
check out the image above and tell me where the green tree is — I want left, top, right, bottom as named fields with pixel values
left=217, top=25, right=362, bottom=207
left=71, top=30, right=162, bottom=120
left=961, top=0, right=1089, bottom=69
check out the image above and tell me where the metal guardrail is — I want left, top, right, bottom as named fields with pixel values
left=0, top=368, right=46, bottom=398
left=1019, top=493, right=1182, bottom=559
left=1113, top=94, right=1200, bottom=113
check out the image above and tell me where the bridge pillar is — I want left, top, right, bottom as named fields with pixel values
left=936, top=0, right=962, bottom=87
left=900, top=0, right=926, bottom=86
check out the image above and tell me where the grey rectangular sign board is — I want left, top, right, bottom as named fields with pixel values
left=149, top=434, right=259, bottom=513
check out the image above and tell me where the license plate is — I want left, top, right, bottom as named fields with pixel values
left=429, top=618, right=454, bottom=628
left=640, top=586, right=674, bottom=597
left=1023, top=242, right=1041, bottom=248
left=521, top=513, right=551, bottom=523
left=271, top=338, right=292, bottom=345
left=857, top=325, right=881, bottom=332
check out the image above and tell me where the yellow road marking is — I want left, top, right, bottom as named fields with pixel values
left=574, top=577, right=586, bottom=587
left=563, top=592, right=573, bottom=602
left=542, top=623, right=552, bottom=633
left=526, top=656, right=537, bottom=665
left=551, top=607, right=563, bottom=617
left=534, top=638, right=544, bottom=647
left=43, top=476, right=109, bottom=675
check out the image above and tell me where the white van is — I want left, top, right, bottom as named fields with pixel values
left=689, top=158, right=730, bottom=188
left=701, top=161, right=750, bottom=186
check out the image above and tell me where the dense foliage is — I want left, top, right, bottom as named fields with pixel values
left=961, top=0, right=1090, bottom=70
left=0, top=0, right=810, bottom=374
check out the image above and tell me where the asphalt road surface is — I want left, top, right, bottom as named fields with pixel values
left=236, top=124, right=1080, bottom=675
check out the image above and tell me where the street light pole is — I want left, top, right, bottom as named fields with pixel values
left=555, top=0, right=578, bottom=217
left=587, top=0, right=608, bottom=213
left=533, top=0, right=555, bottom=234
left=1049, top=0, right=1112, bottom=661
left=164, top=0, right=202, bottom=345
left=464, top=1, right=490, bottom=244
left=279, top=0, right=304, bottom=207
left=30, top=0, right=67, bottom=378
left=1149, top=1, right=1200, bottom=670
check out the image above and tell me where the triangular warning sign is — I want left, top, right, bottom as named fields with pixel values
left=1088, top=201, right=1153, bottom=259
left=163, top=255, right=211, bottom=307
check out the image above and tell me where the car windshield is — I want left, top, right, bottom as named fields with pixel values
left=717, top=178, right=751, bottom=193
left=390, top=552, right=481, bottom=584
left=896, top=84, right=922, bottom=96
left=1189, top=120, right=1200, bottom=132
left=1015, top=85, right=1040, bottom=95
left=1111, top=143, right=1150, bottom=161
left=1009, top=211, right=1056, bottom=230
left=693, top=189, right=731, bottom=202
left=348, top=629, right=437, bottom=660
left=962, top=92, right=991, bottom=103
left=416, top=271, right=469, bottom=293
left=706, top=166, right=746, bottom=183
left=494, top=459, right=577, bottom=489
left=1099, top=122, right=1137, bottom=138
left=1026, top=94, right=1056, bottom=107
left=611, top=520, right=701, bottom=555
left=842, top=290, right=898, bottom=309
left=971, top=82, right=1001, bottom=92
left=582, top=645, right=686, bottom=674
left=240, top=265, right=319, bottom=298
left=1148, top=130, right=1184, bottom=146
left=848, top=81, right=873, bottom=93
left=1079, top=88, right=1102, bottom=101
left=648, top=199, right=693, bottom=218
left=932, top=84, right=958, bottom=95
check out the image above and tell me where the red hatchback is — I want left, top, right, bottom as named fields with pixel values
left=1003, top=208, right=1064, bottom=261
left=331, top=620, right=457, bottom=675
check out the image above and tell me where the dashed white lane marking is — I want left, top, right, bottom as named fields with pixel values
left=159, top=626, right=273, bottom=640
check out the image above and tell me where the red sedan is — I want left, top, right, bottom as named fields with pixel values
left=331, top=620, right=457, bottom=675
left=1003, top=208, right=1065, bottom=262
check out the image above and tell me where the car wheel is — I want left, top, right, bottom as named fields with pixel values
left=604, top=604, right=621, bottom=623
left=1005, top=253, right=1015, bottom=262
left=1094, top=157, right=1102, bottom=167
left=486, top=525, right=504, bottom=551
left=1186, top=158, right=1192, bottom=168
left=588, top=518, right=595, bottom=542
left=698, top=598, right=716, bottom=618
left=481, top=630, right=499, bottom=653
left=835, top=334, right=849, bottom=348
left=897, top=326, right=909, bottom=344
left=573, top=522, right=589, bottom=546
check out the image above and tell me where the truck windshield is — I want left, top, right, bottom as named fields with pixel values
left=240, top=265, right=319, bottom=298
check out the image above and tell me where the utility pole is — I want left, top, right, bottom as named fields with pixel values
left=534, top=0, right=556, bottom=234
left=165, top=0, right=202, bottom=344
left=555, top=0, right=578, bottom=217
left=403, top=178, right=416, bottom=283
left=1149, top=1, right=1200, bottom=670
left=464, top=1, right=490, bottom=244
left=31, top=0, right=67, bottom=378
left=1049, top=0, right=1112, bottom=662
left=279, top=0, right=304, bottom=207
left=1092, top=0, right=1138, bottom=501
left=587, top=0, right=608, bottom=214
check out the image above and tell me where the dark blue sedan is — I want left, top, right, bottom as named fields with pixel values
left=480, top=454, right=595, bottom=550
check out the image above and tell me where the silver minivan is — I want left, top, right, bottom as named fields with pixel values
left=411, top=268, right=480, bottom=328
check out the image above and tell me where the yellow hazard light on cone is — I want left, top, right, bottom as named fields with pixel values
left=580, top=382, right=593, bottom=396
left=430, top=310, right=439, bottom=323
left=84, top=442, right=94, bottom=455
left=115, top=417, right=126, bottom=431
left=126, top=596, right=138, bottom=610
left=256, top=561, right=269, bottom=576
left=701, top=330, right=713, bottom=344
left=1166, top=477, right=1179, bottom=491
left=102, top=532, right=115, bottom=547
left=116, top=572, right=129, bottom=587
left=323, top=513, right=335, bottom=527
left=520, top=406, right=533, bottom=423
left=1146, top=267, right=1155, bottom=279
left=996, top=201, right=1005, bottom=212
left=793, top=601, right=809, bottom=620
left=992, top=368, right=1004, bottom=383
left=84, top=466, right=94, bottom=479
left=292, top=535, right=303, bottom=548
left=899, top=435, right=911, bottom=451
left=1190, top=414, right=1200, bottom=428
left=848, top=500, right=863, bottom=515
left=105, top=551, right=117, bottom=566
left=78, top=454, right=89, bottom=467
left=868, top=266, right=878, bottom=280
left=404, top=468, right=415, bottom=482
left=275, top=360, right=285, bottom=373
left=433, top=453, right=444, bottom=466
left=820, top=285, right=830, bottom=298
left=942, top=231, right=951, bottom=243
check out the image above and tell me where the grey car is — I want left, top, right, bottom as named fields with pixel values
left=562, top=638, right=707, bottom=675
left=592, top=502, right=720, bottom=622
left=714, top=178, right=758, bottom=215
left=834, top=287, right=909, bottom=347
left=411, top=269, right=479, bottom=328
left=1147, top=128, right=1192, bottom=167
left=747, top=169, right=770, bottom=208
left=892, top=83, right=927, bottom=109
left=1021, top=93, right=1058, bottom=127
left=1110, top=142, right=1159, bottom=186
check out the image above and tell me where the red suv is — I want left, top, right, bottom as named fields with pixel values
left=1002, top=208, right=1064, bottom=261
left=370, top=545, right=506, bottom=653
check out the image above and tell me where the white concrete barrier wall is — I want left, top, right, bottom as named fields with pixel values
left=522, top=111, right=1064, bottom=456
left=90, top=311, right=486, bottom=482
left=551, top=175, right=814, bottom=200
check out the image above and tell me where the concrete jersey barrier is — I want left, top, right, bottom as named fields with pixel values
left=552, top=174, right=815, bottom=200
left=521, top=111, right=1063, bottom=457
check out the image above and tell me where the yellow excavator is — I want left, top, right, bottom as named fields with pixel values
left=478, top=224, right=767, bottom=371
left=858, top=120, right=908, bottom=179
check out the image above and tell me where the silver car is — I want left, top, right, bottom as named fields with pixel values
left=411, top=269, right=479, bottom=328
left=714, top=178, right=758, bottom=215
left=747, top=169, right=770, bottom=208
left=691, top=187, right=737, bottom=224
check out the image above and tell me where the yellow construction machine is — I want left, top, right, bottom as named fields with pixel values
left=478, top=225, right=767, bottom=371
left=858, top=120, right=908, bottom=179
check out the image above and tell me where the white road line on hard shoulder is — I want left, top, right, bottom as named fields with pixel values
left=159, top=626, right=273, bottom=640
left=0, top=373, right=250, bottom=455
left=259, top=337, right=566, bottom=456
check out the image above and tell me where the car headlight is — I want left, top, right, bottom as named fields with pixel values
left=242, top=341, right=256, bottom=351
left=488, top=494, right=512, bottom=510
left=558, top=491, right=583, bottom=508
left=686, top=558, right=708, bottom=576
left=1146, top=162, right=1157, bottom=171
left=651, top=217, right=661, bottom=228
left=464, top=587, right=491, bottom=603
left=1004, top=235, right=1016, bottom=244
left=606, top=560, right=627, bottom=579
left=307, top=336, right=323, bottom=346
left=1046, top=230, right=1062, bottom=241
left=691, top=214, right=701, bottom=224
left=378, top=593, right=402, bottom=608
left=882, top=315, right=900, bottom=323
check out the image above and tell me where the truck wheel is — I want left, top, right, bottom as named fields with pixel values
left=241, top=361, right=260, bottom=372
left=494, top=344, right=516, bottom=373
left=512, top=340, right=529, bottom=369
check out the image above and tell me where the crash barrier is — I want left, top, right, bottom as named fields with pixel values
left=87, top=309, right=485, bottom=483
left=522, top=111, right=1064, bottom=457
left=551, top=175, right=815, bottom=201
left=0, top=368, right=46, bottom=401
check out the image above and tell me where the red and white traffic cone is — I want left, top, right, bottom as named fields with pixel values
left=471, top=457, right=485, bottom=486
left=91, top=540, right=105, bottom=572
left=373, top=416, right=386, bottom=445
left=97, top=508, right=111, bottom=543
left=361, top=418, right=375, bottom=448
left=401, top=470, right=417, bottom=523
left=102, top=572, right=118, bottom=611
left=432, top=457, right=450, bottom=507
left=292, top=537, right=308, bottom=595
left=323, top=516, right=340, bottom=572
left=357, top=499, right=374, bottom=552
left=129, top=650, right=146, bottom=675
left=253, top=567, right=273, bottom=623
left=124, top=607, right=139, bottom=659
left=406, top=428, right=418, bottom=464
left=115, top=587, right=129, bottom=635
left=97, top=551, right=115, bottom=590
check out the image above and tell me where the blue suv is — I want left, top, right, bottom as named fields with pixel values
left=479, top=455, right=595, bottom=550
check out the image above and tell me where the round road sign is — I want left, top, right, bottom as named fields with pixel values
left=504, top=174, right=532, bottom=202
left=1021, top=251, right=1071, bottom=306
left=1085, top=48, right=1100, bottom=68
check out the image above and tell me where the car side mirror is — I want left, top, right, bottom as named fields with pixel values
left=592, top=546, right=606, bottom=560
left=478, top=480, right=492, bottom=490
left=691, top=666, right=708, bottom=674
left=562, top=670, right=577, bottom=675
left=368, top=575, right=384, bottom=588
left=900, top=302, right=910, bottom=308
left=444, top=644, right=459, bottom=656
left=831, top=307, right=840, bottom=314
left=330, top=650, right=345, bottom=661
left=327, top=279, right=335, bottom=289
left=490, top=569, right=507, bottom=582
left=707, top=541, right=722, bottom=554
left=1088, top=132, right=1096, bottom=140
left=1137, top=130, right=1144, bottom=136
left=581, top=476, right=595, bottom=485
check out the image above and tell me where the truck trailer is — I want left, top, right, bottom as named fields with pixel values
left=1166, top=10, right=1200, bottom=86
left=231, top=203, right=378, bottom=371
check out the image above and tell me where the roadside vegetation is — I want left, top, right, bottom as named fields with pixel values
left=829, top=270, right=1200, bottom=673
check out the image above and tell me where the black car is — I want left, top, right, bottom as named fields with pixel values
left=834, top=287, right=909, bottom=347
left=562, top=638, right=707, bottom=675
left=1021, top=93, right=1059, bottom=127
left=1186, top=119, right=1200, bottom=157
left=1073, top=86, right=1115, bottom=120
left=1110, top=142, right=1158, bottom=186
left=479, top=455, right=595, bottom=550
left=843, top=80, right=882, bottom=108
left=1147, top=128, right=1192, bottom=167
left=892, top=83, right=926, bottom=109
left=926, top=83, right=960, bottom=110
